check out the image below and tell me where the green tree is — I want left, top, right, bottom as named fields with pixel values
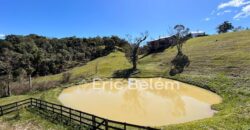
left=173, top=25, right=190, bottom=54
left=103, top=37, right=116, bottom=52
left=0, top=49, right=13, bottom=96
left=0, top=34, right=131, bottom=91
left=5, top=35, right=21, bottom=45
left=217, top=21, right=234, bottom=34
left=21, top=53, right=35, bottom=89
left=169, top=25, right=191, bottom=76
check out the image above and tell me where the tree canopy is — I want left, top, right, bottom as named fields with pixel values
left=0, top=34, right=129, bottom=79
left=217, top=21, right=234, bottom=34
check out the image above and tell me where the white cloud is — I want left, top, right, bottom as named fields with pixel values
left=217, top=12, right=222, bottom=16
left=216, top=10, right=232, bottom=16
left=218, top=0, right=250, bottom=9
left=224, top=10, right=232, bottom=13
left=204, top=17, right=211, bottom=21
left=0, top=34, right=5, bottom=39
left=215, top=0, right=250, bottom=19
left=234, top=4, right=250, bottom=19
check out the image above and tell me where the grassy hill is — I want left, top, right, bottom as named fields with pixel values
left=33, top=30, right=250, bottom=82
left=139, top=30, right=250, bottom=77
left=1, top=30, right=250, bottom=129
left=33, top=51, right=131, bottom=83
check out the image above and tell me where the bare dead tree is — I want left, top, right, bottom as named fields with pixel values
left=126, top=32, right=148, bottom=70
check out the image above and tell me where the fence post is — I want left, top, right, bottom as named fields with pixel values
left=15, top=102, right=18, bottom=111
left=124, top=123, right=127, bottom=130
left=80, top=112, right=82, bottom=125
left=42, top=100, right=44, bottom=110
left=31, top=98, right=33, bottom=107
left=52, top=104, right=54, bottom=113
left=43, top=101, right=45, bottom=110
left=69, top=108, right=72, bottom=123
left=92, top=116, right=96, bottom=129
left=39, top=100, right=41, bottom=109
left=60, top=105, right=63, bottom=123
left=0, top=106, right=3, bottom=116
left=105, top=119, right=108, bottom=130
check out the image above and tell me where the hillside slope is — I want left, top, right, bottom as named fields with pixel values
left=138, top=30, right=250, bottom=78
left=138, top=30, right=250, bottom=129
left=34, top=51, right=131, bottom=83
left=35, top=30, right=250, bottom=82
left=1, top=30, right=250, bottom=130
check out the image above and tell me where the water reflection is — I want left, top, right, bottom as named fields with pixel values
left=122, top=89, right=146, bottom=115
left=58, top=78, right=222, bottom=126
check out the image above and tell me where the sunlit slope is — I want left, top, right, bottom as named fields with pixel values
left=34, top=51, right=131, bottom=83
left=138, top=30, right=250, bottom=77
left=35, top=30, right=250, bottom=83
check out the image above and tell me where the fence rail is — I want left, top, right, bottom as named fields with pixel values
left=0, top=98, right=158, bottom=130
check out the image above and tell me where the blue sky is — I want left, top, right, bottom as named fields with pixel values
left=0, top=0, right=250, bottom=39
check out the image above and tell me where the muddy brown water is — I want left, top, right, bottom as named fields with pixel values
left=58, top=78, right=222, bottom=126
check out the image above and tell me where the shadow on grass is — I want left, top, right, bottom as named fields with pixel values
left=169, top=52, right=190, bottom=76
left=113, top=68, right=140, bottom=78
left=139, top=53, right=151, bottom=59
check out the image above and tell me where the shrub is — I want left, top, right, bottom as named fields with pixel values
left=169, top=52, right=190, bottom=76
left=62, top=72, right=72, bottom=83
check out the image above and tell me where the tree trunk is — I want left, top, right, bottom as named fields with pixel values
left=132, top=45, right=139, bottom=71
left=29, top=74, right=32, bottom=89
left=177, top=44, right=182, bottom=54
left=7, top=74, right=11, bottom=96
left=132, top=60, right=137, bottom=70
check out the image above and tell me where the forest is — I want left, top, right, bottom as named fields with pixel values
left=0, top=34, right=130, bottom=97
left=0, top=34, right=129, bottom=78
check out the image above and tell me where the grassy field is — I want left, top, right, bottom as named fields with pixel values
left=1, top=30, right=250, bottom=129
left=0, top=87, right=65, bottom=130
left=32, top=50, right=131, bottom=83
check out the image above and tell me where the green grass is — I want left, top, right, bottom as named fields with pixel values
left=0, top=108, right=68, bottom=130
left=138, top=30, right=250, bottom=78
left=0, top=87, right=63, bottom=106
left=0, top=87, right=64, bottom=129
left=33, top=50, right=131, bottom=83
left=1, top=30, right=250, bottom=129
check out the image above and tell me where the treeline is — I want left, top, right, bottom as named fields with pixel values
left=0, top=34, right=129, bottom=79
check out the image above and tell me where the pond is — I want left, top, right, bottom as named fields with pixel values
left=58, top=78, right=222, bottom=126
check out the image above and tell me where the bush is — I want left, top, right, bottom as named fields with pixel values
left=169, top=52, right=190, bottom=76
left=62, top=72, right=72, bottom=83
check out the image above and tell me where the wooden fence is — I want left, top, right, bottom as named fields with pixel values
left=0, top=98, right=159, bottom=130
